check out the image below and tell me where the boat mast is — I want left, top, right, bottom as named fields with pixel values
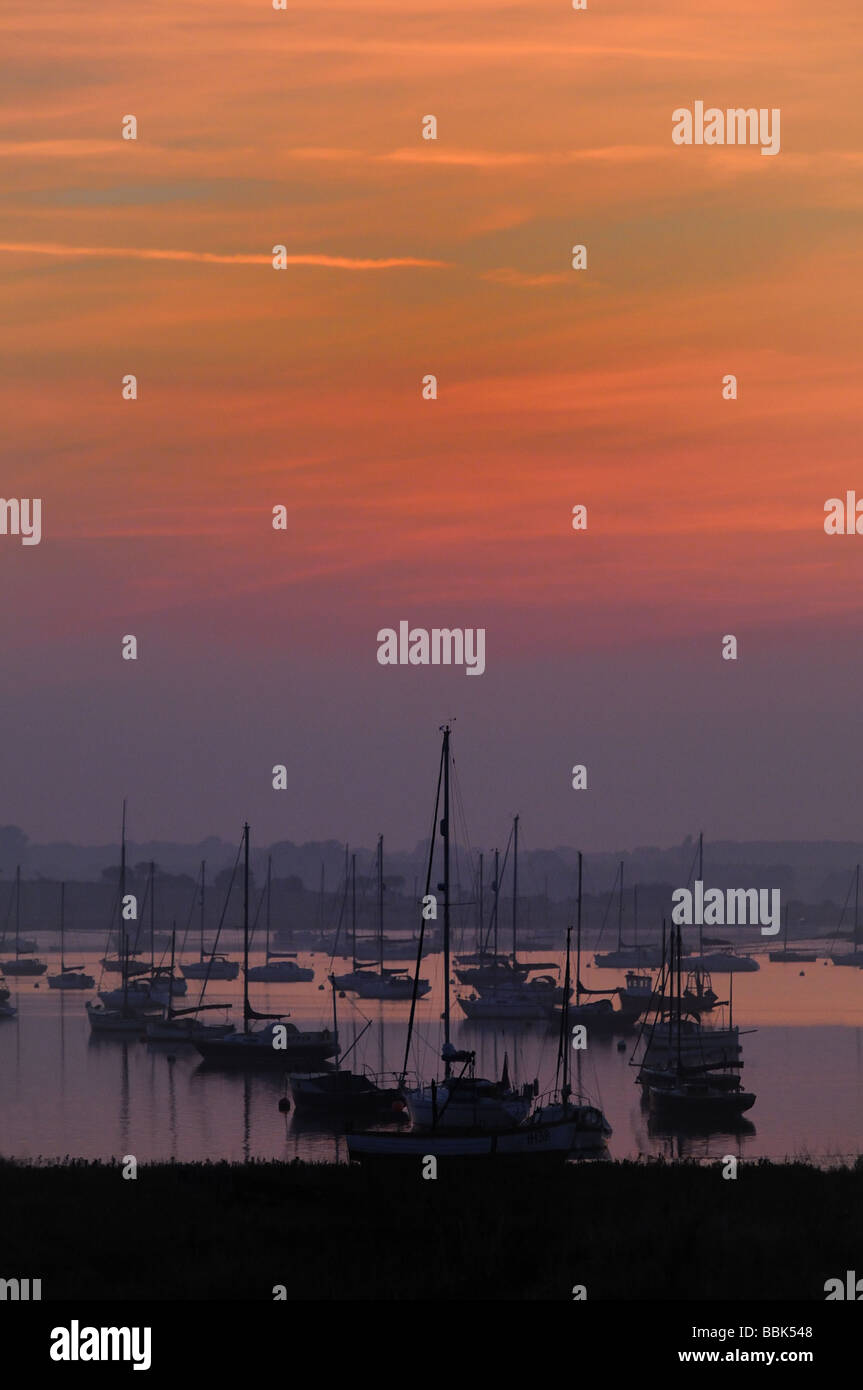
left=676, top=923, right=682, bottom=1073
left=168, top=925, right=175, bottom=1015
left=243, top=822, right=250, bottom=1035
left=351, top=852, right=357, bottom=970
left=477, top=852, right=483, bottom=956
left=575, top=850, right=582, bottom=1008
left=442, top=723, right=451, bottom=1077
left=633, top=884, right=638, bottom=953
left=558, top=922, right=572, bottom=1103
left=617, top=860, right=624, bottom=951
left=492, top=848, right=500, bottom=959
left=199, top=860, right=206, bottom=963
left=14, top=864, right=20, bottom=960
left=855, top=864, right=860, bottom=949
left=120, top=801, right=128, bottom=1013
left=399, top=725, right=446, bottom=1087
left=265, top=854, right=272, bottom=965
left=377, top=834, right=384, bottom=979
left=512, top=814, right=519, bottom=964
left=149, top=860, right=155, bottom=974
left=783, top=901, right=789, bottom=954
left=697, top=831, right=704, bottom=956
left=59, top=881, right=66, bottom=972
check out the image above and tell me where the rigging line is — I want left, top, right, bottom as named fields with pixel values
left=480, top=823, right=514, bottom=955
left=194, top=835, right=242, bottom=1008
left=829, top=867, right=855, bottom=947
left=592, top=861, right=622, bottom=950
left=178, top=869, right=200, bottom=958
left=685, top=836, right=700, bottom=890
left=127, top=869, right=151, bottom=956
left=327, top=850, right=350, bottom=965
left=399, top=728, right=445, bottom=1086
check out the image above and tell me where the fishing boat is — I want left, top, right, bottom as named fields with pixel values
left=195, top=824, right=339, bottom=1069
left=180, top=861, right=240, bottom=980
left=348, top=725, right=584, bottom=1164
left=0, top=867, right=47, bottom=976
left=331, top=841, right=430, bottom=1000
left=47, top=883, right=95, bottom=990
left=768, top=904, right=818, bottom=963
left=829, top=866, right=863, bottom=966
left=246, top=857, right=314, bottom=983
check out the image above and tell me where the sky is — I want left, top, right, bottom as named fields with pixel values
left=1, top=0, right=862, bottom=850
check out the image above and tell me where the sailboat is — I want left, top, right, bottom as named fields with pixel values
left=246, top=857, right=314, bottom=983
left=681, top=833, right=760, bottom=973
left=88, top=804, right=151, bottom=1034
left=331, top=840, right=430, bottom=1000
left=145, top=928, right=235, bottom=1041
left=47, top=883, right=95, bottom=990
left=830, top=866, right=863, bottom=966
left=593, top=872, right=661, bottom=969
left=643, top=927, right=755, bottom=1121
left=348, top=725, right=585, bottom=1163
left=1, top=867, right=47, bottom=976
left=195, top=824, right=338, bottom=1068
left=531, top=922, right=613, bottom=1150
left=769, top=904, right=817, bottom=963
left=454, top=846, right=533, bottom=990
left=550, top=853, right=629, bottom=1035
left=632, top=924, right=749, bottom=1087
left=0, top=871, right=38, bottom=955
left=459, top=818, right=565, bottom=1021
left=180, top=861, right=239, bottom=980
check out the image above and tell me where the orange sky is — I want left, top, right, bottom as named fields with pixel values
left=2, top=0, right=862, bottom=844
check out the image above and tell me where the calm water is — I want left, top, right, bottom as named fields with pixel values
left=3, top=941, right=863, bottom=1165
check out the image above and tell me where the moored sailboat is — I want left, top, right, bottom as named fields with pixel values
left=1, top=867, right=47, bottom=976
left=246, top=857, right=314, bottom=984
left=195, top=824, right=338, bottom=1069
left=47, top=883, right=95, bottom=990
left=348, top=725, right=585, bottom=1164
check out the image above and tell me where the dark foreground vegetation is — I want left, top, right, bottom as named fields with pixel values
left=2, top=1156, right=860, bottom=1300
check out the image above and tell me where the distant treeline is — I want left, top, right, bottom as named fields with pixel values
left=1, top=824, right=861, bottom=932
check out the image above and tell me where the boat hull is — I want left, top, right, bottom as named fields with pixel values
left=1, top=959, right=47, bottom=976
left=196, top=1023, right=339, bottom=1068
left=180, top=960, right=239, bottom=980
left=246, top=964, right=314, bottom=983
left=347, top=1116, right=582, bottom=1164
left=289, top=1071, right=406, bottom=1115
left=47, top=972, right=95, bottom=990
